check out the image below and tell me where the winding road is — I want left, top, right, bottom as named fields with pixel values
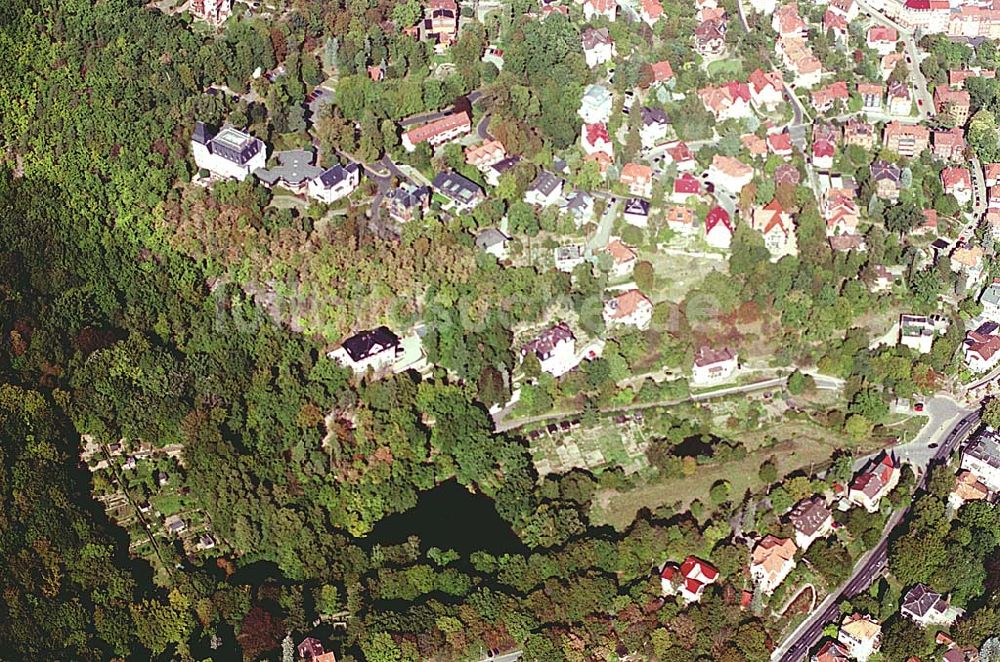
left=774, top=410, right=982, bottom=661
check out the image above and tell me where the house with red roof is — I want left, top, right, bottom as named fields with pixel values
left=698, top=82, right=753, bottom=121
left=883, top=121, right=930, bottom=157
left=603, top=289, right=653, bottom=330
left=949, top=68, right=995, bottom=89
left=933, top=128, right=966, bottom=162
left=984, top=163, right=1000, bottom=187
left=767, top=130, right=794, bottom=158
left=666, top=141, right=696, bottom=171
left=857, top=82, right=884, bottom=113
left=708, top=155, right=754, bottom=194
left=620, top=163, right=653, bottom=198
left=823, top=9, right=849, bottom=43
left=750, top=535, right=797, bottom=594
left=867, top=25, right=898, bottom=55
left=748, top=68, right=784, bottom=111
left=964, top=321, right=1000, bottom=373
left=772, top=3, right=807, bottom=39
left=602, top=238, right=638, bottom=279
left=583, top=0, right=616, bottom=22
left=880, top=52, right=904, bottom=81
left=812, top=138, right=835, bottom=170
left=672, top=172, right=702, bottom=202
left=752, top=199, right=797, bottom=259
left=743, top=133, right=768, bottom=159
left=942, top=167, right=972, bottom=205
left=705, top=206, right=734, bottom=249
left=649, top=60, right=674, bottom=86
left=823, top=188, right=860, bottom=236
left=665, top=205, right=696, bottom=235
left=811, top=81, right=849, bottom=113
left=401, top=111, right=472, bottom=151
left=848, top=452, right=900, bottom=512
left=694, top=19, right=727, bottom=57
left=934, top=87, right=971, bottom=125
left=660, top=556, right=719, bottom=603
left=581, top=122, right=613, bottom=157
left=640, top=0, right=665, bottom=26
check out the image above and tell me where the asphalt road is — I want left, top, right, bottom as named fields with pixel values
left=399, top=90, right=484, bottom=126
left=775, top=410, right=982, bottom=661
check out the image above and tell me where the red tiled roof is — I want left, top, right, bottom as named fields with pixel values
left=674, top=173, right=701, bottom=194
left=705, top=206, right=732, bottom=233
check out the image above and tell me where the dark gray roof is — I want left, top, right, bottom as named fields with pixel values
left=205, top=126, right=263, bottom=166
left=901, top=584, right=947, bottom=618
left=193, top=121, right=214, bottom=145
left=870, top=160, right=901, bottom=183
left=624, top=198, right=650, bottom=215
left=254, top=149, right=323, bottom=187
left=965, top=427, right=1000, bottom=470
left=476, top=228, right=510, bottom=250
left=640, top=106, right=669, bottom=126
left=563, top=190, right=594, bottom=216
left=386, top=183, right=430, bottom=210
left=316, top=162, right=360, bottom=188
left=432, top=171, right=484, bottom=205
left=341, top=327, right=399, bottom=362
left=529, top=170, right=563, bottom=196
left=787, top=496, right=831, bottom=537
left=490, top=155, right=522, bottom=176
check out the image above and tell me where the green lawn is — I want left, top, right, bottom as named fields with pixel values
left=153, top=494, right=184, bottom=517
left=707, top=58, right=744, bottom=79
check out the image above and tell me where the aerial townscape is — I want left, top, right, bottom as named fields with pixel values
left=11, top=0, right=1000, bottom=660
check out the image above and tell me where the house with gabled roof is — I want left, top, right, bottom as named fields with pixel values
left=602, top=238, right=638, bottom=279
left=857, top=82, right=884, bottom=112
left=837, top=613, right=881, bottom=662
left=708, top=155, right=754, bottom=194
left=623, top=198, right=651, bottom=227
left=705, top=206, right=733, bottom=249
left=812, top=138, right=835, bottom=170
left=522, top=322, right=577, bottom=377
left=402, top=111, right=472, bottom=151
left=524, top=170, right=565, bottom=207
left=476, top=228, right=511, bottom=260
left=620, top=163, right=653, bottom=198
left=844, top=118, right=876, bottom=150
left=692, top=346, right=738, bottom=385
left=308, top=162, right=361, bottom=203
left=823, top=8, right=849, bottom=44
left=665, top=205, right=696, bottom=235
left=811, top=81, right=849, bottom=113
left=787, top=496, right=833, bottom=551
left=867, top=25, right=898, bottom=54
left=886, top=80, right=912, bottom=115
left=465, top=139, right=507, bottom=170
left=767, top=130, right=794, bottom=158
left=581, top=122, right=614, bottom=157
left=648, top=60, right=674, bottom=86
left=961, top=427, right=1000, bottom=492
left=603, top=289, right=653, bottom=330
left=848, top=452, right=900, bottom=512
left=749, top=68, right=784, bottom=110
left=950, top=470, right=990, bottom=510
left=942, top=167, right=972, bottom=205
left=640, top=0, right=665, bottom=26
left=191, top=122, right=268, bottom=181
left=562, top=190, right=596, bottom=227
left=880, top=52, right=904, bottom=81
left=384, top=181, right=431, bottom=222
left=583, top=0, right=616, bottom=21
left=666, top=140, right=696, bottom=171
left=812, top=639, right=850, bottom=662
left=743, top=134, right=768, bottom=159
left=699, top=82, right=753, bottom=121
left=579, top=84, right=614, bottom=124
left=330, top=327, right=403, bottom=374
left=582, top=27, right=616, bottom=68
left=934, top=87, right=971, bottom=125
left=933, top=127, right=966, bottom=161
left=694, top=19, right=727, bottom=57
left=870, top=160, right=902, bottom=200
left=640, top=107, right=671, bottom=149
left=752, top=199, right=797, bottom=259
left=672, top=172, right=702, bottom=202
left=901, top=584, right=957, bottom=628
left=964, top=321, right=1000, bottom=373
left=660, top=556, right=719, bottom=603
left=750, top=535, right=797, bottom=594
left=432, top=170, right=485, bottom=212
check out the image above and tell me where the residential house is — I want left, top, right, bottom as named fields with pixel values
left=640, top=107, right=671, bottom=148
left=871, top=160, right=902, bottom=200
left=583, top=0, right=616, bottom=21
left=787, top=496, right=833, bottom=551
left=934, top=128, right=966, bottom=161
left=253, top=149, right=324, bottom=194
left=886, top=80, right=912, bottom=115
left=485, top=155, right=521, bottom=186
left=384, top=182, right=430, bottom=222
left=837, top=614, right=882, bottom=662
left=465, top=139, right=507, bottom=170
left=330, top=327, right=402, bottom=374
left=899, top=313, right=948, bottom=353
left=694, top=19, right=727, bottom=57
left=699, top=82, right=753, bottom=121
left=772, top=3, right=807, bottom=38
left=950, top=67, right=996, bottom=88
left=949, top=243, right=986, bottom=290
left=942, top=167, right=972, bottom=205
left=961, top=427, right=1000, bottom=490
left=950, top=470, right=990, bottom=509
left=623, top=198, right=651, bottom=227
left=981, top=280, right=1000, bottom=320
left=581, top=122, right=614, bottom=157
left=401, top=111, right=472, bottom=151
left=934, top=87, right=972, bottom=125
left=823, top=8, right=849, bottom=44
left=870, top=264, right=904, bottom=292
left=867, top=25, right=898, bottom=54
left=562, top=190, right=596, bottom=227
left=620, top=163, right=653, bottom=198
left=524, top=170, right=565, bottom=206
left=476, top=228, right=511, bottom=260
left=603, top=289, right=654, bottom=329
left=845, top=119, right=877, bottom=150
left=582, top=28, right=616, bottom=68
left=422, top=0, right=459, bottom=50
left=780, top=37, right=822, bottom=87
left=672, top=172, right=702, bottom=202
left=828, top=0, right=859, bottom=20
left=880, top=52, right=904, bottom=81
left=901, top=584, right=956, bottom=628
left=660, top=556, right=719, bottom=603
left=774, top=163, right=801, bottom=188
left=883, top=121, right=929, bottom=157
left=985, top=162, right=1000, bottom=186
left=848, top=452, right=901, bottom=512
left=705, top=206, right=734, bottom=249
left=743, top=133, right=768, bottom=159
left=640, top=0, right=666, bottom=26
left=767, top=130, right=794, bottom=158
left=812, top=138, right=835, bottom=170
left=666, top=140, right=696, bottom=170
left=554, top=244, right=587, bottom=272
left=432, top=170, right=485, bottom=212
left=857, top=82, right=884, bottom=112
left=579, top=84, right=614, bottom=123
left=750, top=535, right=797, bottom=595
left=308, top=162, right=360, bottom=203
left=191, top=0, right=231, bottom=24
left=191, top=122, right=267, bottom=181
left=482, top=45, right=505, bottom=70
left=749, top=68, right=784, bottom=111
left=665, top=205, right=696, bottom=235
left=692, top=346, right=738, bottom=386
left=824, top=190, right=860, bottom=237
left=603, top=239, right=638, bottom=279
left=752, top=199, right=797, bottom=259
left=811, top=81, right=849, bottom=114
left=648, top=60, right=675, bottom=87
left=708, top=155, right=754, bottom=193
left=812, top=640, right=851, bottom=662
left=523, top=323, right=577, bottom=377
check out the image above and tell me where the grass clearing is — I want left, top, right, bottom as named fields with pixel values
left=153, top=494, right=184, bottom=517
left=642, top=248, right=728, bottom=303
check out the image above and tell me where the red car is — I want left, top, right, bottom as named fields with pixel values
left=914, top=402, right=925, bottom=412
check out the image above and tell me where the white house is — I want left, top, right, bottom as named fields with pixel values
left=582, top=28, right=616, bottom=69
left=837, top=614, right=882, bottom=662
left=602, top=238, right=638, bottom=279
left=579, top=84, right=614, bottom=124
left=787, top=496, right=833, bottom=551
left=522, top=323, right=578, bottom=377
left=980, top=281, right=1000, bottom=321
left=848, top=452, right=900, bottom=512
left=623, top=198, right=651, bottom=227
left=961, top=427, right=1000, bottom=492
left=964, top=321, right=1000, bottom=373
left=751, top=199, right=797, bottom=260
left=660, top=556, right=719, bottom=604
left=562, top=190, right=596, bottom=227
left=581, top=123, right=614, bottom=157
left=691, top=346, right=738, bottom=386
left=708, top=155, right=754, bottom=194
left=901, top=585, right=958, bottom=628
left=749, top=68, right=784, bottom=111
left=583, top=0, right=616, bottom=22
left=191, top=122, right=267, bottom=181
left=639, top=107, right=671, bottom=149
left=898, top=314, right=948, bottom=354
left=308, top=162, right=361, bottom=203
left=705, top=206, right=734, bottom=250
left=554, top=244, right=587, bottom=272
left=750, top=536, right=797, bottom=595
left=475, top=228, right=511, bottom=260
left=524, top=170, right=564, bottom=207
left=401, top=111, right=472, bottom=152
left=603, top=289, right=653, bottom=330
left=329, top=327, right=402, bottom=374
